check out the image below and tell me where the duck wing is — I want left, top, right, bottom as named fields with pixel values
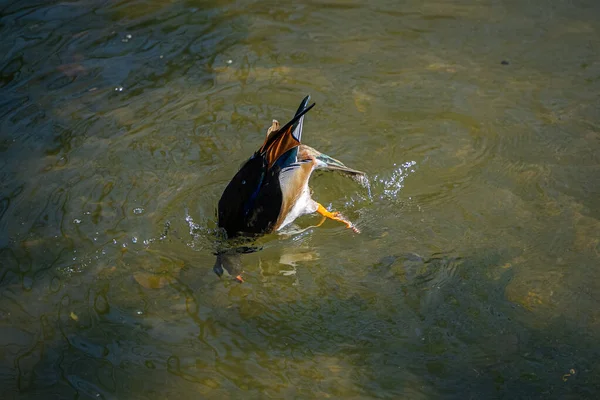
left=299, top=144, right=365, bottom=178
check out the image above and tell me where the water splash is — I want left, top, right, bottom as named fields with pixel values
left=185, top=212, right=201, bottom=237
left=184, top=210, right=217, bottom=250
left=344, top=160, right=417, bottom=208
left=354, top=174, right=373, bottom=200
left=137, top=221, right=171, bottom=247
left=375, top=161, right=417, bottom=201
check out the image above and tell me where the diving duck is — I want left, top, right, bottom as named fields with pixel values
left=214, top=95, right=365, bottom=280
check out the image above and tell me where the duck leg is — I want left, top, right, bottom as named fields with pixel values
left=315, top=203, right=360, bottom=233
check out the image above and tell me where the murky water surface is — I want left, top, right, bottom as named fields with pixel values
left=1, top=0, right=600, bottom=398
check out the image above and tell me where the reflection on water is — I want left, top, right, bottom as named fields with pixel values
left=1, top=0, right=600, bottom=398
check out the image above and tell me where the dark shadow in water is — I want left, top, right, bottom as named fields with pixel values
left=0, top=0, right=243, bottom=246
left=175, top=248, right=600, bottom=398
left=0, top=0, right=251, bottom=397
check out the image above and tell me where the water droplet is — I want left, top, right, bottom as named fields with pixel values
left=133, top=207, right=144, bottom=215
left=73, top=219, right=81, bottom=224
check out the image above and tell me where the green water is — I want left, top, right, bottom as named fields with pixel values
left=1, top=0, right=600, bottom=398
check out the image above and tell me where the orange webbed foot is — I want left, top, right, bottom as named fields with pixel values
left=316, top=203, right=360, bottom=233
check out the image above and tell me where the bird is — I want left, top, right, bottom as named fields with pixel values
left=214, top=95, right=365, bottom=281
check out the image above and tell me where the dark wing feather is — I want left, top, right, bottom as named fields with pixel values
left=218, top=148, right=309, bottom=237
left=218, top=154, right=284, bottom=237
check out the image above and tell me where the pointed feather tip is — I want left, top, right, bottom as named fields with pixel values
left=295, top=95, right=311, bottom=116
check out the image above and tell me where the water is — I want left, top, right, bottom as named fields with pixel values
left=1, top=0, right=599, bottom=398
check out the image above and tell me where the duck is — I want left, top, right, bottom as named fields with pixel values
left=214, top=95, right=365, bottom=281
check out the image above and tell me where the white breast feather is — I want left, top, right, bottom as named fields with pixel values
left=277, top=163, right=318, bottom=230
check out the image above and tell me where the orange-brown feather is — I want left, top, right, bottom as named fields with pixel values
left=258, top=100, right=315, bottom=170
left=259, top=124, right=301, bottom=170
